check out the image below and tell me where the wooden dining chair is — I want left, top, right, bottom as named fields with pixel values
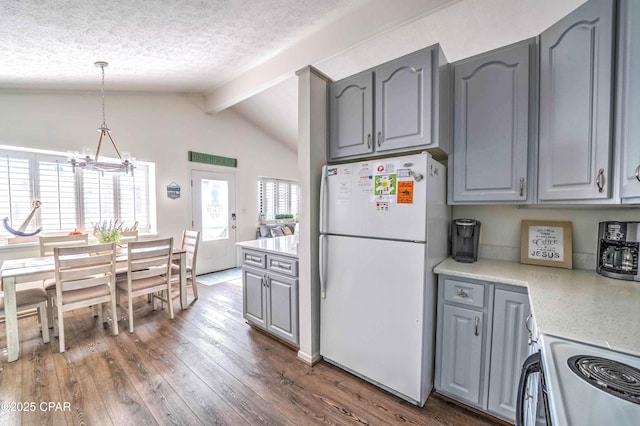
left=114, top=230, right=139, bottom=276
left=52, top=242, right=119, bottom=353
left=0, top=283, right=50, bottom=345
left=170, top=230, right=200, bottom=303
left=118, top=230, right=139, bottom=246
left=40, top=233, right=89, bottom=256
left=40, top=234, right=90, bottom=326
left=116, top=238, right=174, bottom=333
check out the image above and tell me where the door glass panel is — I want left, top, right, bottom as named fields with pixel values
left=201, top=178, right=228, bottom=241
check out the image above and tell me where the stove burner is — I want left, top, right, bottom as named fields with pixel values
left=568, top=355, right=640, bottom=405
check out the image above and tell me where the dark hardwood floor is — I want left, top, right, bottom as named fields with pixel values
left=0, top=279, right=503, bottom=425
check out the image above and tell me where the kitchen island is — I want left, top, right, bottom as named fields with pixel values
left=236, top=235, right=299, bottom=347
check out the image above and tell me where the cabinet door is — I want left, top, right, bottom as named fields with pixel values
left=242, top=266, right=266, bottom=329
left=374, top=48, right=433, bottom=153
left=328, top=72, right=374, bottom=160
left=439, top=304, right=484, bottom=406
left=266, top=273, right=298, bottom=346
left=488, top=289, right=531, bottom=422
left=452, top=40, right=534, bottom=203
left=538, top=0, right=615, bottom=201
left=618, top=0, right=640, bottom=201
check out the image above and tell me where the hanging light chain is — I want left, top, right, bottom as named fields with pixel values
left=95, top=61, right=109, bottom=130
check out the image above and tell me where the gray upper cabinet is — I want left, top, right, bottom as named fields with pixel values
left=617, top=0, right=640, bottom=202
left=328, top=44, right=450, bottom=162
left=329, top=72, right=374, bottom=159
left=538, top=0, right=616, bottom=201
left=450, top=39, right=536, bottom=203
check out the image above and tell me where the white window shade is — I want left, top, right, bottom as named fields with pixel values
left=0, top=154, right=33, bottom=238
left=38, top=159, right=77, bottom=232
left=0, top=146, right=154, bottom=241
left=257, top=177, right=300, bottom=222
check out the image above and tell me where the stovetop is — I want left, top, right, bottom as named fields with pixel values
left=541, top=335, right=640, bottom=426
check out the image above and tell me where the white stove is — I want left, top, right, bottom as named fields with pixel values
left=541, top=334, right=640, bottom=426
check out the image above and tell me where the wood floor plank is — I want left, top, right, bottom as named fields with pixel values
left=1, top=279, right=504, bottom=426
left=21, top=325, right=71, bottom=426
left=146, top=311, right=352, bottom=424
left=134, top=322, right=289, bottom=425
left=65, top=308, right=158, bottom=425
left=52, top=314, right=115, bottom=425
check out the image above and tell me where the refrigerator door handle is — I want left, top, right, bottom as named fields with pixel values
left=319, top=234, right=327, bottom=299
left=319, top=165, right=327, bottom=234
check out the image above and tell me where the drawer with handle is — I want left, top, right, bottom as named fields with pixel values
left=266, top=254, right=298, bottom=277
left=242, top=250, right=266, bottom=268
left=442, top=278, right=485, bottom=308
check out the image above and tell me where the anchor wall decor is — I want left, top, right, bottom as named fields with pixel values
left=3, top=200, right=42, bottom=237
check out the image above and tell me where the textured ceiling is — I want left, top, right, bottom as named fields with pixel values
left=0, top=0, right=368, bottom=92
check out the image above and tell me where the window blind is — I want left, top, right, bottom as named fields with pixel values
left=0, top=147, right=154, bottom=240
left=257, top=177, right=300, bottom=221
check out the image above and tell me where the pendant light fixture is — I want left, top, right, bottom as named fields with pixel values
left=67, top=61, right=135, bottom=175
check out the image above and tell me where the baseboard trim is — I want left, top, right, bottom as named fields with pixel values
left=297, top=350, right=322, bottom=366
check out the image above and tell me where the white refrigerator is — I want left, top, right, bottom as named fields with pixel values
left=319, top=152, right=449, bottom=407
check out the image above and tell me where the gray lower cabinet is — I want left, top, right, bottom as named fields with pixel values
left=436, top=275, right=530, bottom=423
left=242, top=250, right=299, bottom=347
left=617, top=0, right=640, bottom=202
left=538, top=0, right=616, bottom=201
left=450, top=38, right=536, bottom=204
left=439, top=304, right=485, bottom=404
left=328, top=43, right=449, bottom=162
left=487, top=288, right=531, bottom=421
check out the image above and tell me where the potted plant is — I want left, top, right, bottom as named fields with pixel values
left=93, top=220, right=123, bottom=252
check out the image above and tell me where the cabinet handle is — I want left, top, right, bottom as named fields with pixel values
left=275, top=261, right=291, bottom=270
left=261, top=274, right=266, bottom=287
left=519, top=177, right=525, bottom=196
left=265, top=276, right=270, bottom=288
left=457, top=288, right=469, bottom=298
left=596, top=168, right=605, bottom=193
left=525, top=314, right=538, bottom=345
left=635, top=164, right=640, bottom=183
left=367, top=133, right=371, bottom=149
left=377, top=131, right=382, bottom=147
left=474, top=317, right=480, bottom=336
left=525, top=314, right=533, bottom=333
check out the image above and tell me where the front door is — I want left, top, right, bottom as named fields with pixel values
left=191, top=170, right=237, bottom=274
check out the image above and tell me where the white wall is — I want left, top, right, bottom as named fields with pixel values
left=0, top=91, right=297, bottom=261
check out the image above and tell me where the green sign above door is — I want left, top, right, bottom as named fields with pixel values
left=188, top=151, right=237, bottom=168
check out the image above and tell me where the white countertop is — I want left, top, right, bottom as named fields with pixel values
left=236, top=235, right=298, bottom=257
left=434, top=257, right=640, bottom=357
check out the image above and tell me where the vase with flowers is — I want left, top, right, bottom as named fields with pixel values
left=93, top=220, right=124, bottom=253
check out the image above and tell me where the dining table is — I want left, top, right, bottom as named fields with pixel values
left=0, top=248, right=187, bottom=362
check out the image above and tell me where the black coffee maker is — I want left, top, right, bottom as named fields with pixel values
left=451, top=219, right=481, bottom=263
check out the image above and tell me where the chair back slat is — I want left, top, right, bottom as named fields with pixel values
left=129, top=247, right=171, bottom=261
left=60, top=274, right=112, bottom=292
left=118, top=230, right=139, bottom=246
left=40, top=234, right=89, bottom=256
left=58, top=262, right=114, bottom=282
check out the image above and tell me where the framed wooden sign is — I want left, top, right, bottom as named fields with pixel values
left=520, top=220, right=573, bottom=269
